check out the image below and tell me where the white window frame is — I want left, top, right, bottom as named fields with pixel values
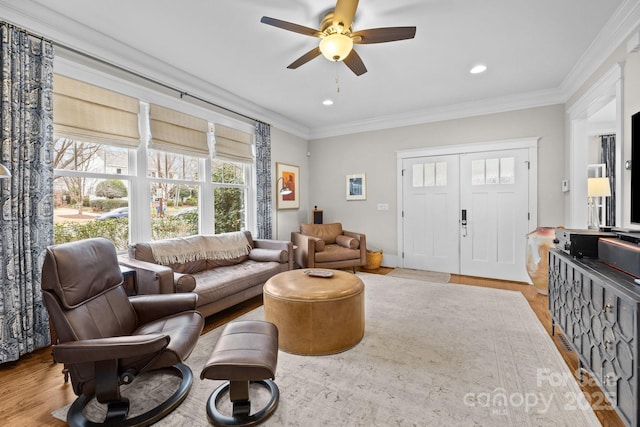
left=53, top=58, right=257, bottom=245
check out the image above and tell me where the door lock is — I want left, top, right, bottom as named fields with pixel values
left=461, top=209, right=467, bottom=237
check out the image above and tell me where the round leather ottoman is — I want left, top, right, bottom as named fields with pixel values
left=263, top=269, right=364, bottom=356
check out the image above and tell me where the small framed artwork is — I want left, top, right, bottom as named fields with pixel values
left=346, top=173, right=366, bottom=200
left=276, top=162, right=300, bottom=209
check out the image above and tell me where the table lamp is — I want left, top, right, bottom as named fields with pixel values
left=587, top=177, right=611, bottom=230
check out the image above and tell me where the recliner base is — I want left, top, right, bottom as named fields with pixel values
left=206, top=379, right=279, bottom=427
left=67, top=363, right=192, bottom=427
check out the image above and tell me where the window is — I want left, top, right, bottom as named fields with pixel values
left=212, top=159, right=247, bottom=233
left=52, top=75, right=256, bottom=249
left=53, top=137, right=132, bottom=250
left=148, top=149, right=201, bottom=239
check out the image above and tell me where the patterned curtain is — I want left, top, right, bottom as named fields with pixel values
left=255, top=122, right=272, bottom=239
left=600, top=134, right=616, bottom=226
left=0, top=24, right=54, bottom=363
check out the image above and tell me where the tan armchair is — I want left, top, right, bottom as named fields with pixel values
left=291, top=223, right=366, bottom=271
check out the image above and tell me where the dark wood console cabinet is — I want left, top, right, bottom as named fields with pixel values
left=549, top=249, right=639, bottom=426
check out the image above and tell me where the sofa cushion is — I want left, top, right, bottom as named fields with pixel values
left=248, top=248, right=288, bottom=263
left=300, top=223, right=343, bottom=244
left=192, top=260, right=282, bottom=307
left=314, top=244, right=361, bottom=263
left=336, top=235, right=359, bottom=249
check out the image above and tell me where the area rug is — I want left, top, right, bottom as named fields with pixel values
left=54, top=273, right=600, bottom=426
left=387, top=267, right=451, bottom=283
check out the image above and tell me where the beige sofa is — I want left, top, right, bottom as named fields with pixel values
left=118, top=231, right=293, bottom=318
left=291, top=223, right=366, bottom=271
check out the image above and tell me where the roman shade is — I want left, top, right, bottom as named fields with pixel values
left=53, top=74, right=140, bottom=147
left=213, top=124, right=254, bottom=163
left=149, top=104, right=209, bottom=157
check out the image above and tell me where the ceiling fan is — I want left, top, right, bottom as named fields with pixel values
left=260, top=0, right=416, bottom=76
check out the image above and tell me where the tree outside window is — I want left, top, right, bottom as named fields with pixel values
left=212, top=160, right=246, bottom=233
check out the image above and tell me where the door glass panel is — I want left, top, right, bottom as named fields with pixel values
left=500, top=157, right=515, bottom=184
left=412, top=163, right=424, bottom=187
left=424, top=163, right=435, bottom=187
left=435, top=162, right=447, bottom=186
left=471, top=160, right=485, bottom=185
left=486, top=158, right=500, bottom=184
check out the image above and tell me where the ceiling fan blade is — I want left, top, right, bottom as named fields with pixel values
left=287, top=47, right=322, bottom=69
left=333, top=0, right=359, bottom=30
left=343, top=49, right=367, bottom=76
left=260, top=16, right=321, bottom=38
left=352, top=27, right=417, bottom=44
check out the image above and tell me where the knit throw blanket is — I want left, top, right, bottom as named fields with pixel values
left=148, top=232, right=251, bottom=265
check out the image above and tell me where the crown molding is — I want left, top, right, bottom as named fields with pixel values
left=309, top=88, right=565, bottom=140
left=0, top=0, right=311, bottom=139
left=560, top=0, right=640, bottom=99
left=310, top=0, right=640, bottom=140
left=1, top=0, right=636, bottom=142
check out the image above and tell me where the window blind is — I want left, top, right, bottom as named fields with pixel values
left=53, top=74, right=140, bottom=147
left=213, top=124, right=254, bottom=163
left=148, top=104, right=209, bottom=157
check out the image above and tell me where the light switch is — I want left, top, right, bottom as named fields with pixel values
left=562, top=180, right=570, bottom=192
left=377, top=203, right=389, bottom=211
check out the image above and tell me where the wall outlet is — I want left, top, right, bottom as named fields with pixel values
left=377, top=203, right=389, bottom=211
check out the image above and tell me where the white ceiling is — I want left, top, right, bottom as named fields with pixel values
left=2, top=0, right=635, bottom=139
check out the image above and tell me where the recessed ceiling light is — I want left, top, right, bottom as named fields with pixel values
left=322, top=99, right=334, bottom=106
left=470, top=64, right=487, bottom=74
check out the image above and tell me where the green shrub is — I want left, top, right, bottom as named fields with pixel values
left=54, top=218, right=129, bottom=251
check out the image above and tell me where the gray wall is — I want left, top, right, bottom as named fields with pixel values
left=304, top=104, right=566, bottom=264
left=270, top=127, right=310, bottom=241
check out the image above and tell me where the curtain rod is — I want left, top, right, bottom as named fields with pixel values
left=56, top=42, right=263, bottom=125
left=0, top=20, right=53, bottom=44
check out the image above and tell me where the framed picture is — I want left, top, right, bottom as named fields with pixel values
left=346, top=173, right=366, bottom=200
left=276, top=162, right=300, bottom=209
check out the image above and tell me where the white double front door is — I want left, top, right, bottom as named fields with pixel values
left=400, top=141, right=535, bottom=282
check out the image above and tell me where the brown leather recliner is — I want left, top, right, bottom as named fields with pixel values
left=291, top=223, right=366, bottom=272
left=41, top=237, right=204, bottom=426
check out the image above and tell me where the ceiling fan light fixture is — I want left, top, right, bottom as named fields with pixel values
left=319, top=33, right=353, bottom=62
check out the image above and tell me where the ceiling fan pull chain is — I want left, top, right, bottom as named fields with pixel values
left=335, top=62, right=341, bottom=93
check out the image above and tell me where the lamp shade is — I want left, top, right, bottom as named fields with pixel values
left=319, top=33, right=354, bottom=62
left=0, top=163, right=11, bottom=178
left=587, top=177, right=611, bottom=197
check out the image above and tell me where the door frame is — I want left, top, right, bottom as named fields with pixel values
left=396, top=137, right=539, bottom=273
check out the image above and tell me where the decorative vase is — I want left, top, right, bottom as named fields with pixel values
left=364, top=249, right=383, bottom=270
left=525, top=227, right=556, bottom=295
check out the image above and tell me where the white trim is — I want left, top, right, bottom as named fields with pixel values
left=396, top=137, right=539, bottom=270
left=397, top=137, right=540, bottom=159
left=567, top=64, right=623, bottom=228
left=561, top=0, right=640, bottom=100
left=311, top=91, right=563, bottom=140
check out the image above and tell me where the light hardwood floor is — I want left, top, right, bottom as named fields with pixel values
left=0, top=268, right=624, bottom=426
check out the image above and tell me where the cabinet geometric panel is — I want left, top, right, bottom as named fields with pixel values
left=549, top=249, right=639, bottom=427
